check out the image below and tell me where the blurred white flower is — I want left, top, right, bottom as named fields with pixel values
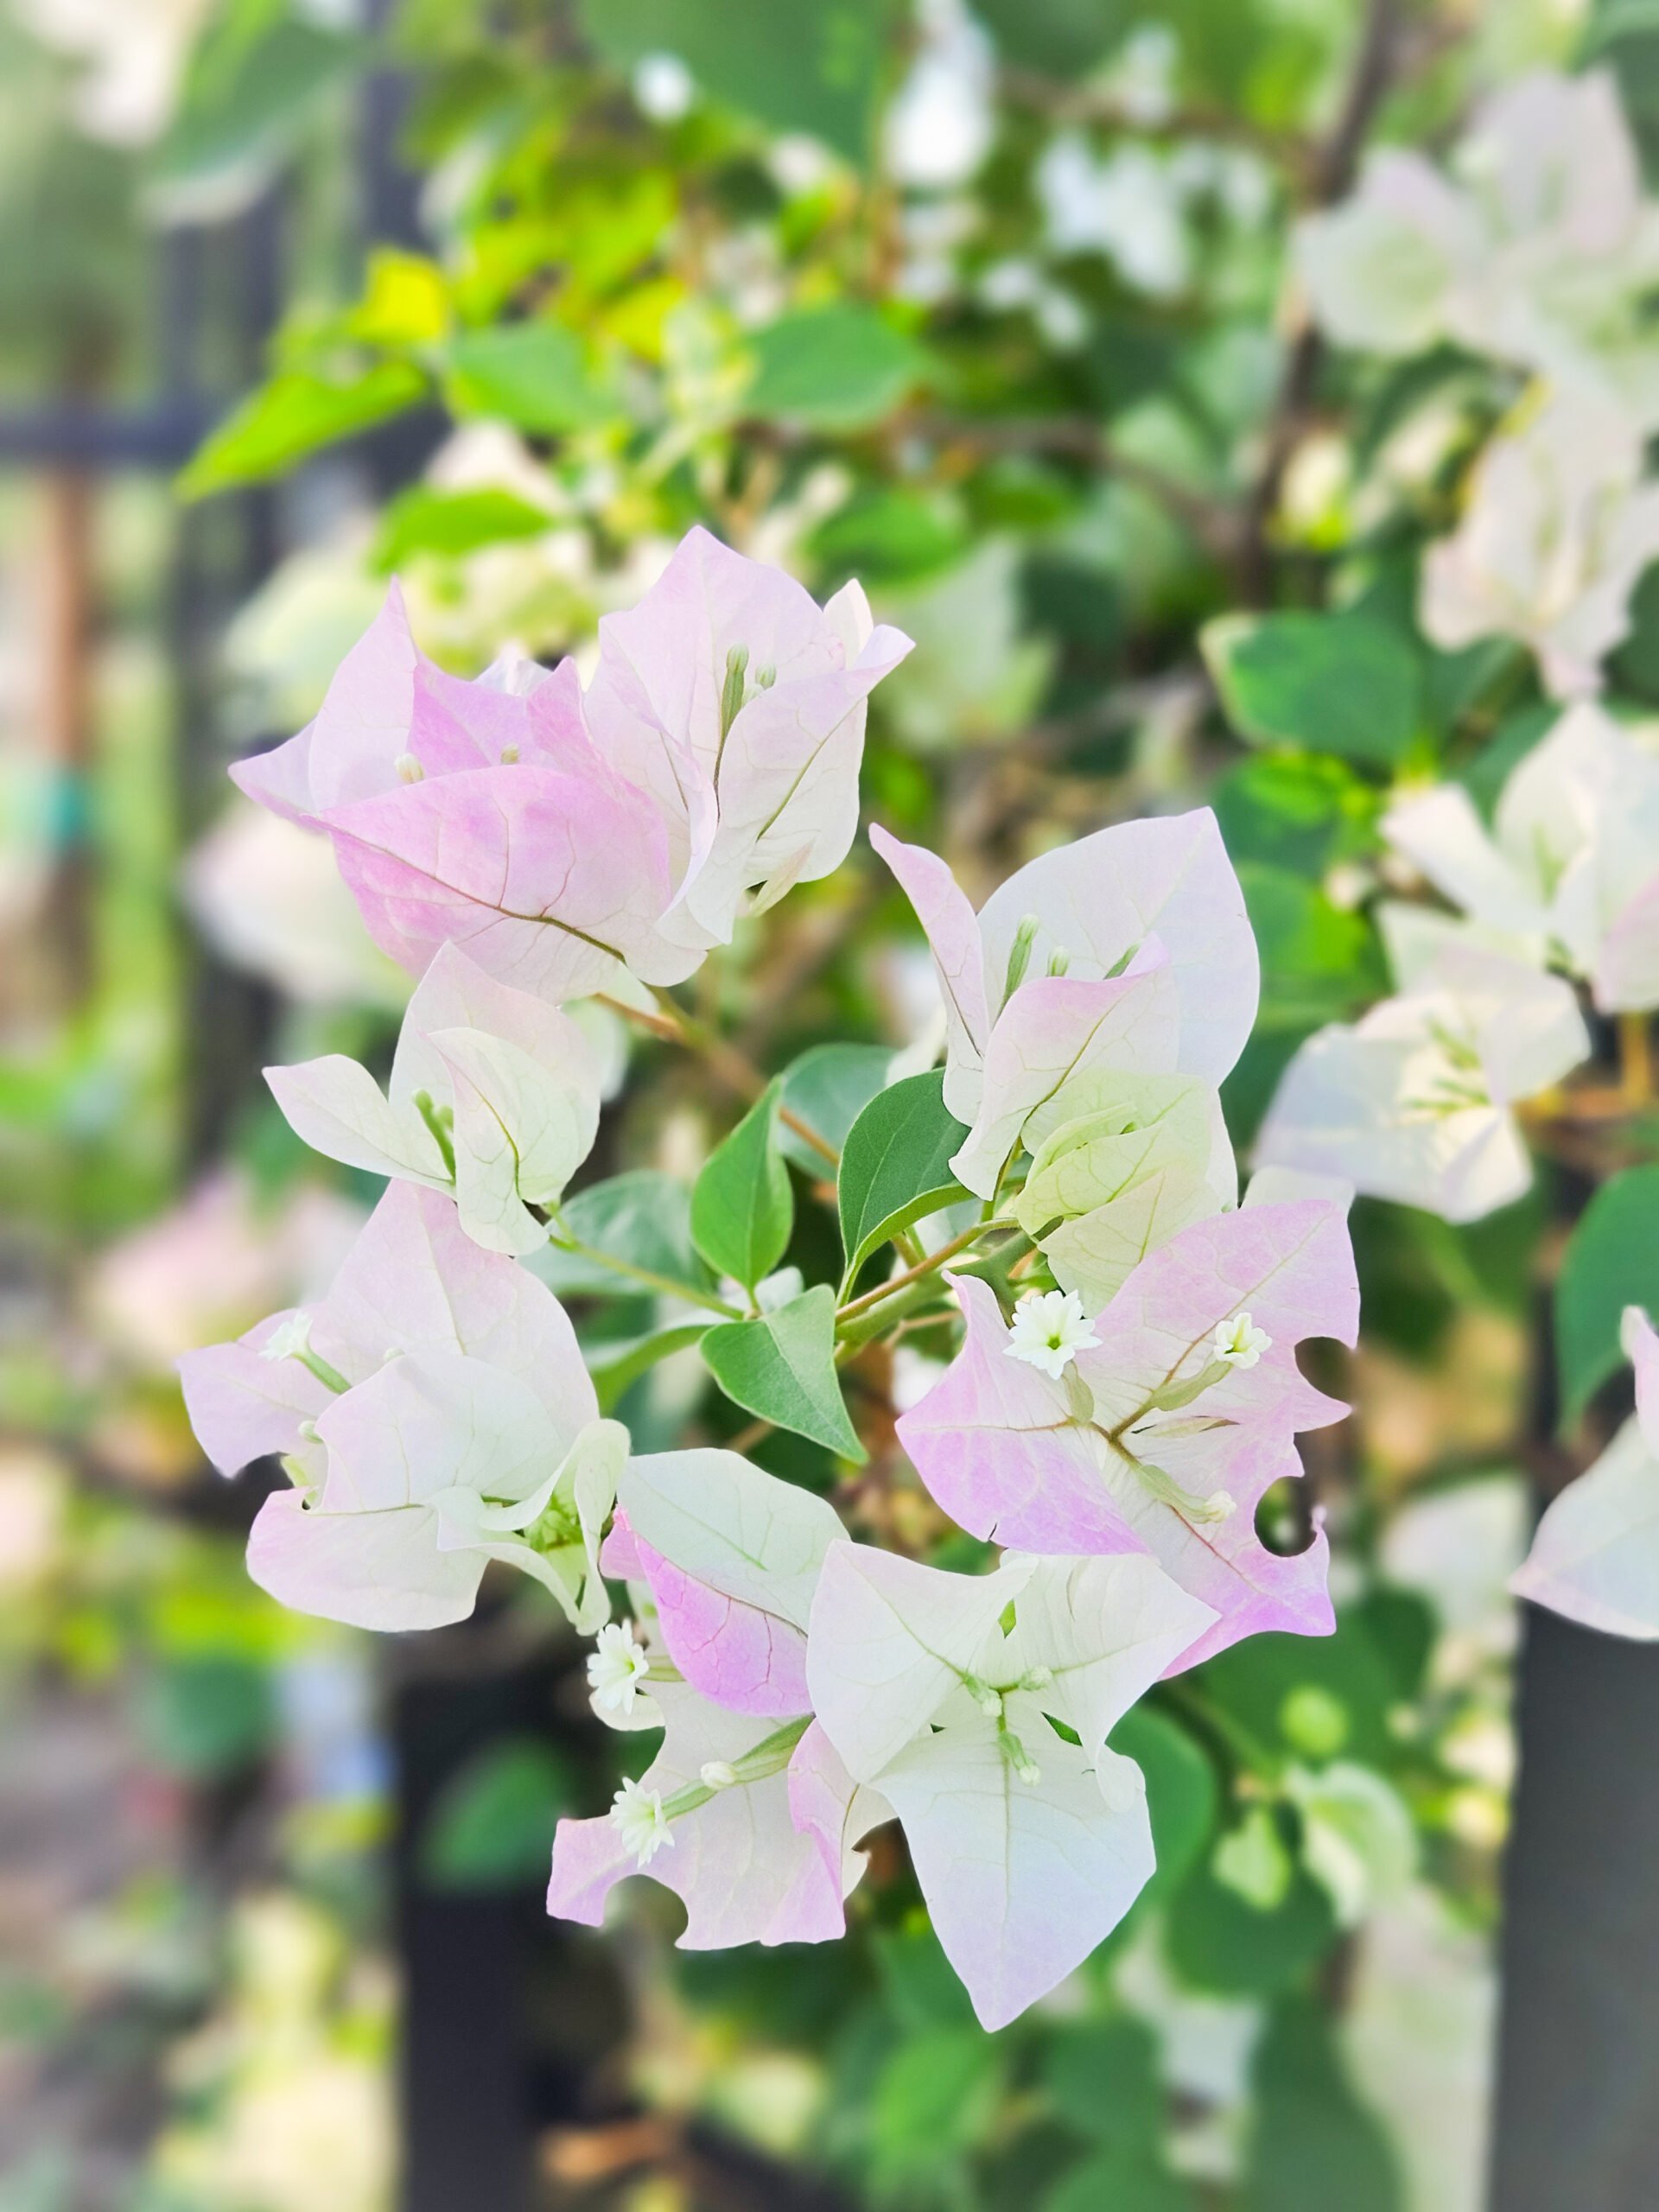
left=1298, top=69, right=1659, bottom=423
left=1039, top=136, right=1192, bottom=296
left=1421, top=390, right=1659, bottom=700
left=1343, top=1884, right=1497, bottom=2212
left=0, top=1446, right=66, bottom=1590
left=183, top=801, right=410, bottom=1011
left=885, top=0, right=995, bottom=189
left=89, top=1167, right=365, bottom=1370
left=1284, top=1762, right=1418, bottom=1928
left=1097, top=23, right=1180, bottom=128
left=1378, top=1476, right=1529, bottom=1687
left=632, top=51, right=694, bottom=122
left=877, top=539, right=1055, bottom=749
left=16, top=0, right=213, bottom=144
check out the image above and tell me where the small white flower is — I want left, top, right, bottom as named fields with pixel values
left=260, top=1311, right=314, bottom=1364
left=1004, top=1288, right=1102, bottom=1379
left=609, top=1777, right=673, bottom=1868
left=1215, top=1312, right=1272, bottom=1369
left=587, top=1621, right=652, bottom=1718
left=699, top=1760, right=737, bottom=1790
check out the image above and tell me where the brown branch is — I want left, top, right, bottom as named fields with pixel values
left=999, top=65, right=1311, bottom=168
left=594, top=988, right=841, bottom=1165
left=1237, top=0, right=1402, bottom=600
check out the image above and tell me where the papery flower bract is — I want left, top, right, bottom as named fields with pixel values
left=872, top=811, right=1256, bottom=1197
left=897, top=1196, right=1358, bottom=1667
left=582, top=525, right=912, bottom=950
left=1255, top=922, right=1589, bottom=1223
left=1006, top=1288, right=1101, bottom=1378
left=1510, top=1306, right=1659, bottom=1637
left=1296, top=70, right=1659, bottom=423
left=232, top=580, right=691, bottom=1000
left=178, top=1182, right=620, bottom=1632
left=265, top=941, right=601, bottom=1255
left=1384, top=703, right=1659, bottom=1014
left=1419, top=389, right=1659, bottom=700
left=613, top=1449, right=848, bottom=1718
left=1014, top=1067, right=1236, bottom=1308
left=1294, top=149, right=1479, bottom=356
left=804, top=1544, right=1215, bottom=2028
left=548, top=1680, right=866, bottom=1948
left=182, top=801, right=410, bottom=1012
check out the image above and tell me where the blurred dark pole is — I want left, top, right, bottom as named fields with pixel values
left=168, top=192, right=285, bottom=1166
left=1490, top=1607, right=1659, bottom=2209
left=41, top=467, right=94, bottom=1000
left=393, top=1662, right=549, bottom=2212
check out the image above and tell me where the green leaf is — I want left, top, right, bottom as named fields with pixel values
left=419, top=1738, right=575, bottom=1891
left=530, top=1170, right=713, bottom=1300
left=1198, top=1621, right=1399, bottom=1770
left=778, top=1042, right=893, bottom=1170
left=745, top=305, right=928, bottom=430
left=586, top=1323, right=710, bottom=1414
left=700, top=1287, right=867, bottom=1461
left=372, top=486, right=553, bottom=570
left=441, top=323, right=616, bottom=433
left=1555, top=1165, right=1659, bottom=1423
left=808, top=487, right=969, bottom=585
left=151, top=12, right=358, bottom=210
left=1238, top=861, right=1386, bottom=1030
left=1043, top=2018, right=1164, bottom=2152
left=870, top=2025, right=1003, bottom=2186
left=1046, top=2149, right=1195, bottom=2212
left=1213, top=753, right=1377, bottom=875
left=838, top=1070, right=968, bottom=1284
left=691, top=1083, right=794, bottom=1291
left=970, top=0, right=1122, bottom=78
left=1203, top=610, right=1421, bottom=766
left=177, top=361, right=429, bottom=499
left=1240, top=1998, right=1402, bottom=2212
left=136, top=1657, right=275, bottom=1781
left=1109, top=1706, right=1217, bottom=1906
left=579, top=0, right=897, bottom=163
left=874, top=1924, right=978, bottom=2031
left=1164, top=1853, right=1337, bottom=1998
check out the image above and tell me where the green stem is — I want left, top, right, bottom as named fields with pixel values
left=836, top=1217, right=1017, bottom=1328
left=548, top=1232, right=743, bottom=1319
left=298, top=1348, right=350, bottom=1395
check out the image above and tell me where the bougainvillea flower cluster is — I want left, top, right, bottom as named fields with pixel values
left=182, top=529, right=1363, bottom=2025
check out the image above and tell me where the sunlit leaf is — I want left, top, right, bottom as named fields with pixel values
left=178, top=362, right=428, bottom=499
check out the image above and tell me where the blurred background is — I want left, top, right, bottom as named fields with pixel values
left=0, top=0, right=1651, bottom=2208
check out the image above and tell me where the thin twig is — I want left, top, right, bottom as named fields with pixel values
left=837, top=1219, right=1012, bottom=1325
left=594, top=988, right=841, bottom=1164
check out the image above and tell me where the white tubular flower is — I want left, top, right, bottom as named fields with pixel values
left=609, top=1777, right=673, bottom=1868
left=1004, top=1288, right=1102, bottom=1378
left=587, top=1621, right=652, bottom=1719
left=259, top=1311, right=314, bottom=1364
left=1215, top=1313, right=1272, bottom=1369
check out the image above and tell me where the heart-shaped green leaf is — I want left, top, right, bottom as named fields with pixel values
left=691, top=1081, right=795, bottom=1291
left=701, top=1287, right=866, bottom=1461
left=838, top=1070, right=968, bottom=1287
